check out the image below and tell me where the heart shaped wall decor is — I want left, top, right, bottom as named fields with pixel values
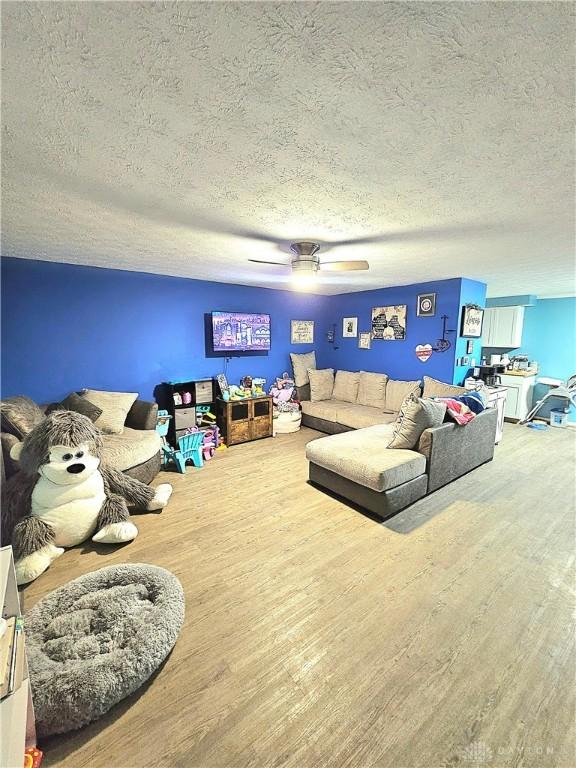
left=415, top=344, right=433, bottom=362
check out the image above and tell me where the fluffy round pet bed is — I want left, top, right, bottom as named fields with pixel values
left=25, top=563, right=185, bottom=737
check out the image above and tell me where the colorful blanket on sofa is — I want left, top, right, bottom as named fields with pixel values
left=434, top=391, right=486, bottom=425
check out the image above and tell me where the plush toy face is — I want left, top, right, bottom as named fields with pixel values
left=39, top=442, right=101, bottom=486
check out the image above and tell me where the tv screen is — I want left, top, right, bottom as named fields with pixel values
left=211, top=311, right=271, bottom=352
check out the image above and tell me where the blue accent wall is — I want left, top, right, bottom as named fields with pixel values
left=453, top=278, right=487, bottom=385
left=0, top=257, right=330, bottom=403
left=1, top=258, right=486, bottom=404
left=321, top=278, right=466, bottom=383
left=516, top=297, right=576, bottom=422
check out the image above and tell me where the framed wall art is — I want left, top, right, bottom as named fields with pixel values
left=291, top=320, right=314, bottom=344
left=358, top=332, right=371, bottom=349
left=371, top=305, right=407, bottom=340
left=460, top=305, right=484, bottom=338
left=342, top=317, right=358, bottom=338
left=417, top=293, right=436, bottom=317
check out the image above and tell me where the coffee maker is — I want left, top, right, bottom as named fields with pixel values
left=476, top=364, right=505, bottom=387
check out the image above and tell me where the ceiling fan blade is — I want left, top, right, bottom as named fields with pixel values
left=320, top=260, right=370, bottom=272
left=248, top=258, right=288, bottom=267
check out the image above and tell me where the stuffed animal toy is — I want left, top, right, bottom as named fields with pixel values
left=2, top=410, right=173, bottom=586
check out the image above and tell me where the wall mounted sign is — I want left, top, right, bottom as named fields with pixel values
left=342, top=317, right=358, bottom=338
left=417, top=293, right=436, bottom=317
left=415, top=344, right=433, bottom=362
left=371, top=305, right=407, bottom=340
left=460, top=305, right=484, bottom=338
left=466, top=339, right=474, bottom=355
left=358, top=332, right=371, bottom=349
left=291, top=320, right=314, bottom=344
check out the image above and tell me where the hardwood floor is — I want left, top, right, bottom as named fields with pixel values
left=21, top=423, right=576, bottom=768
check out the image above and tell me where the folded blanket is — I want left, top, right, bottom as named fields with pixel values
left=433, top=397, right=476, bottom=425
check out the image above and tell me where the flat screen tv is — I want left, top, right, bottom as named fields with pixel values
left=211, top=311, right=271, bottom=352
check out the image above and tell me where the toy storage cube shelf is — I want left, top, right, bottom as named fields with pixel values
left=216, top=396, right=273, bottom=446
left=156, top=379, right=218, bottom=446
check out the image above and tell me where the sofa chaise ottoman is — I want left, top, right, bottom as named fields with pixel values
left=306, top=409, right=498, bottom=519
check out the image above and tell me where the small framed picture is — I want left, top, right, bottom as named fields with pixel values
left=466, top=340, right=474, bottom=355
left=358, top=332, right=371, bottom=349
left=417, top=293, right=436, bottom=317
left=342, top=317, right=358, bottom=338
left=291, top=320, right=314, bottom=344
left=460, top=305, right=484, bottom=338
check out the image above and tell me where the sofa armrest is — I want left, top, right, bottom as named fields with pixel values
left=417, top=408, right=498, bottom=493
left=125, top=399, right=158, bottom=431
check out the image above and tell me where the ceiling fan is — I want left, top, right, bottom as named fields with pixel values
left=248, top=241, right=369, bottom=277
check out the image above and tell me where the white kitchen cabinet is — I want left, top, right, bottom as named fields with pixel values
left=484, top=386, right=507, bottom=443
left=483, top=306, right=525, bottom=348
left=500, top=374, right=535, bottom=421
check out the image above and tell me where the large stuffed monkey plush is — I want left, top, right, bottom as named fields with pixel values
left=2, top=410, right=172, bottom=585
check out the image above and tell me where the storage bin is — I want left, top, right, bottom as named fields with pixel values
left=550, top=408, right=569, bottom=428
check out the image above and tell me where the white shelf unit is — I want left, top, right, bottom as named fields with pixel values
left=1, top=546, right=35, bottom=768
left=483, top=306, right=525, bottom=348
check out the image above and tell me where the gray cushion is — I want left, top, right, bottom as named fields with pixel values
left=388, top=395, right=447, bottom=449
left=306, top=425, right=426, bottom=492
left=47, top=392, right=103, bottom=422
left=357, top=372, right=388, bottom=409
left=102, top=428, right=162, bottom=471
left=332, top=371, right=360, bottom=403
left=290, top=351, right=316, bottom=387
left=1, top=395, right=45, bottom=439
left=385, top=379, right=422, bottom=412
left=308, top=369, right=335, bottom=401
left=336, top=404, right=397, bottom=430
left=422, top=375, right=468, bottom=398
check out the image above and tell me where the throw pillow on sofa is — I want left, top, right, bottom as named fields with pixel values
left=384, top=379, right=421, bottom=413
left=79, top=389, right=138, bottom=435
left=332, top=371, right=360, bottom=403
left=46, top=392, right=104, bottom=423
left=290, top=351, right=317, bottom=387
left=308, top=369, right=335, bottom=402
left=0, top=395, right=45, bottom=439
left=388, top=394, right=447, bottom=450
left=357, top=371, right=388, bottom=410
left=422, top=375, right=467, bottom=398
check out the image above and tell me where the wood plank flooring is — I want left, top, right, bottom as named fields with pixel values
left=21, top=423, right=576, bottom=768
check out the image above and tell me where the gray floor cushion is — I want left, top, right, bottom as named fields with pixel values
left=25, top=563, right=185, bottom=737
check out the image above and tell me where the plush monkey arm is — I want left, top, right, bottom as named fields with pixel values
left=92, top=493, right=138, bottom=544
left=101, top=465, right=172, bottom=511
left=13, top=517, right=64, bottom=585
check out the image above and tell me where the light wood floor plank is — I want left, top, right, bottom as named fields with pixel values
left=20, top=423, right=576, bottom=768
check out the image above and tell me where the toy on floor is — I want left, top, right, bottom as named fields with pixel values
left=269, top=372, right=300, bottom=413
left=195, top=405, right=216, bottom=426
left=162, top=431, right=205, bottom=472
left=2, top=411, right=173, bottom=585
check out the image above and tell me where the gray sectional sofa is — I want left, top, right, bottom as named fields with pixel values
left=296, top=367, right=498, bottom=520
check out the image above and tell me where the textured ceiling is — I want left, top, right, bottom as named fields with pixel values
left=2, top=1, right=574, bottom=296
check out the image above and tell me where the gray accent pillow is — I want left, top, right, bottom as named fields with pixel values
left=290, top=351, right=317, bottom=387
left=332, top=371, right=360, bottom=403
left=1, top=396, right=45, bottom=439
left=388, top=395, right=447, bottom=450
left=423, top=375, right=468, bottom=398
left=357, top=372, right=388, bottom=409
left=80, top=389, right=138, bottom=434
left=385, top=379, right=422, bottom=413
left=308, top=369, right=335, bottom=402
left=47, top=392, right=104, bottom=423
